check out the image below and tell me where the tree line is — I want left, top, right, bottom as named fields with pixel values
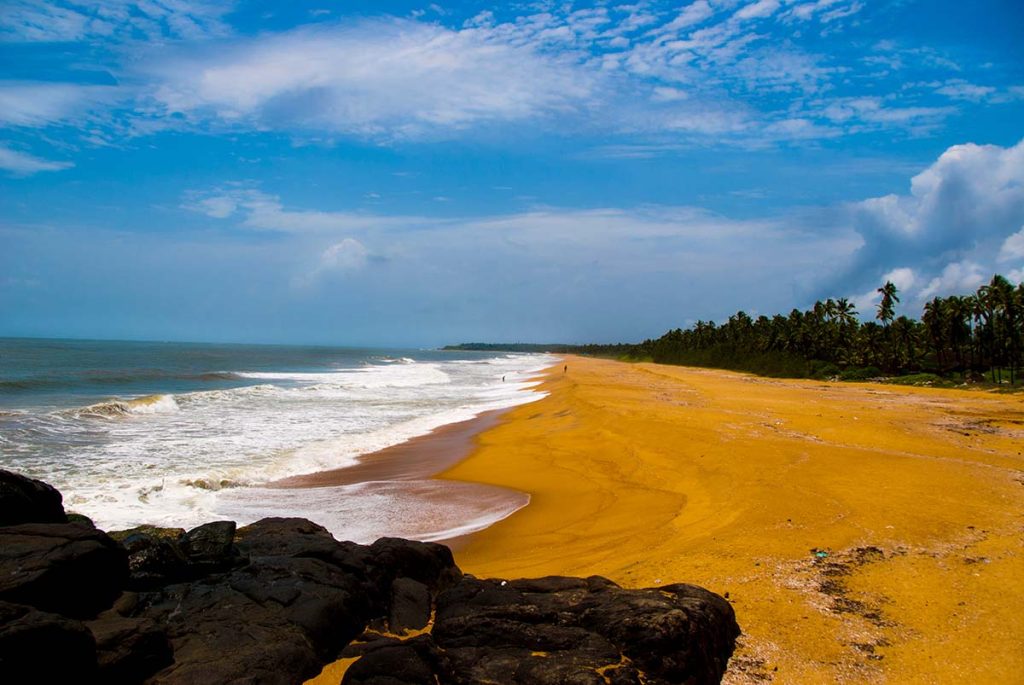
left=583, top=274, right=1023, bottom=384
left=448, top=274, right=1023, bottom=385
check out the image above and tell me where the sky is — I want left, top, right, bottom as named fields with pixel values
left=1, top=0, right=1022, bottom=347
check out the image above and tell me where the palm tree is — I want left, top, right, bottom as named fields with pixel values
left=834, top=298, right=858, bottom=364
left=876, top=281, right=899, bottom=326
left=876, top=281, right=900, bottom=371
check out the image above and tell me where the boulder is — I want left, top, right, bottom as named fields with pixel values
left=109, top=526, right=189, bottom=589
left=0, top=601, right=97, bottom=681
left=0, top=469, right=66, bottom=526
left=0, top=522, right=127, bottom=618
left=366, top=537, right=463, bottom=597
left=130, top=524, right=390, bottom=685
left=345, top=575, right=739, bottom=685
left=181, top=520, right=239, bottom=571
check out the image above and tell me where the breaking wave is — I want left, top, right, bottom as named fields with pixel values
left=75, top=394, right=180, bottom=418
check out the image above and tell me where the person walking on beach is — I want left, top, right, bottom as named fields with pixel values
left=564, top=364, right=567, bottom=374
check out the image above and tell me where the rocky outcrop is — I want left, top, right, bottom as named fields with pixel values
left=0, top=472, right=740, bottom=684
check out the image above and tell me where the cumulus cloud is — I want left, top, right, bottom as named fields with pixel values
left=293, top=238, right=371, bottom=287
left=998, top=227, right=1024, bottom=262
left=840, top=138, right=1024, bottom=305
left=918, top=261, right=987, bottom=301
left=0, top=144, right=73, bottom=175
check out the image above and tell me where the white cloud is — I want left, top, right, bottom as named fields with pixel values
left=883, top=266, right=917, bottom=292
left=662, top=1, right=714, bottom=31
left=734, top=0, right=780, bottom=21
left=194, top=194, right=237, bottom=219
left=843, top=138, right=1024, bottom=305
left=184, top=187, right=437, bottom=233
left=0, top=82, right=116, bottom=127
left=0, top=0, right=233, bottom=42
left=918, top=261, right=987, bottom=301
left=143, top=18, right=599, bottom=140
left=187, top=185, right=859, bottom=319
left=998, top=227, right=1024, bottom=262
left=2, top=3, right=1007, bottom=162
left=320, top=238, right=368, bottom=272
left=849, top=267, right=917, bottom=317
left=819, top=96, right=953, bottom=130
left=0, top=144, right=73, bottom=175
left=934, top=79, right=996, bottom=102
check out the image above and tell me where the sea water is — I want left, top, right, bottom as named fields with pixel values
left=0, top=338, right=555, bottom=542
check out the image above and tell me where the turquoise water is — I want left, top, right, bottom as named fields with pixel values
left=0, top=338, right=553, bottom=540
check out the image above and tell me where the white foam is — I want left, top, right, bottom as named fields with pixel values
left=23, top=352, right=560, bottom=538
left=213, top=480, right=531, bottom=545
left=75, top=394, right=180, bottom=418
left=236, top=363, right=451, bottom=388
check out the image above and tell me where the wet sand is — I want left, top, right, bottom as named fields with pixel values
left=268, top=409, right=528, bottom=548
left=438, top=356, right=1024, bottom=683
left=273, top=410, right=505, bottom=488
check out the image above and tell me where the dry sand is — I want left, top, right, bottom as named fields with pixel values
left=438, top=355, right=1024, bottom=683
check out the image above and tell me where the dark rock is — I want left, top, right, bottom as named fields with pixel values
left=367, top=537, right=463, bottom=597
left=87, top=611, right=173, bottom=684
left=66, top=512, right=95, bottom=526
left=340, top=634, right=403, bottom=659
left=343, top=635, right=447, bottom=685
left=112, top=591, right=141, bottom=616
left=110, top=526, right=189, bottom=589
left=0, top=522, right=127, bottom=618
left=0, top=600, right=97, bottom=681
left=389, top=577, right=431, bottom=633
left=181, top=520, right=238, bottom=570
left=0, top=473, right=740, bottom=685
left=346, top=575, right=739, bottom=685
left=0, top=469, right=66, bottom=526
left=235, top=517, right=340, bottom=557
left=131, top=523, right=382, bottom=685
left=236, top=517, right=375, bottom=577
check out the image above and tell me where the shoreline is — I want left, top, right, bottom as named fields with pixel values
left=269, top=364, right=559, bottom=546
left=270, top=409, right=507, bottom=488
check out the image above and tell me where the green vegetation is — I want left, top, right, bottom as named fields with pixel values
left=449, top=274, right=1024, bottom=387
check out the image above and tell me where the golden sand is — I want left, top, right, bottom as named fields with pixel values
left=437, top=356, right=1024, bottom=683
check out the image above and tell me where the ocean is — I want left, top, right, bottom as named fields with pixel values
left=0, top=338, right=555, bottom=542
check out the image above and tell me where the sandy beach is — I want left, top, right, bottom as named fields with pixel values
left=433, top=355, right=1024, bottom=683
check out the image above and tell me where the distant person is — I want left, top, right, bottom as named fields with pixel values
left=564, top=364, right=567, bottom=374
left=502, top=375, right=505, bottom=382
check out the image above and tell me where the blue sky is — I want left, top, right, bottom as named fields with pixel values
left=1, top=0, right=1022, bottom=346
